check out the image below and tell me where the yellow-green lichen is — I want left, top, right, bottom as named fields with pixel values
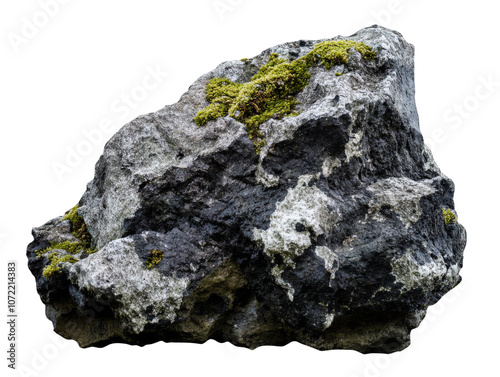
left=194, top=39, right=376, bottom=153
left=42, top=252, right=78, bottom=279
left=63, top=205, right=92, bottom=248
left=36, top=240, right=88, bottom=257
left=442, top=208, right=457, bottom=225
left=36, top=205, right=97, bottom=279
left=305, top=40, right=376, bottom=69
left=146, top=249, right=164, bottom=270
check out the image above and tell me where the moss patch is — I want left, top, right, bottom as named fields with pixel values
left=194, top=40, right=376, bottom=152
left=305, top=40, right=376, bottom=69
left=36, top=206, right=96, bottom=257
left=146, top=249, right=164, bottom=270
left=63, top=205, right=92, bottom=248
left=42, top=252, right=78, bottom=279
left=36, top=205, right=97, bottom=279
left=36, top=240, right=88, bottom=257
left=442, top=208, right=457, bottom=225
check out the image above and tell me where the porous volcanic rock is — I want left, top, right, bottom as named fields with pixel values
left=27, top=25, right=466, bottom=353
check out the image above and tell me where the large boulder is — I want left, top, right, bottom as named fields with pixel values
left=27, top=25, right=466, bottom=353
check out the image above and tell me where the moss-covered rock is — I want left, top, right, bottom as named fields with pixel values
left=35, top=205, right=96, bottom=279
left=145, top=249, right=164, bottom=269
left=305, top=40, right=376, bottom=69
left=194, top=40, right=376, bottom=152
left=63, top=205, right=93, bottom=248
left=42, top=252, right=78, bottom=279
left=26, top=27, right=466, bottom=354
left=442, top=208, right=458, bottom=225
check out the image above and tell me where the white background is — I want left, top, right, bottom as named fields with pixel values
left=0, top=1, right=498, bottom=376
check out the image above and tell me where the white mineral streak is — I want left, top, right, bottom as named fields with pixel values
left=271, top=265, right=295, bottom=302
left=315, top=246, right=340, bottom=285
left=324, top=312, right=335, bottom=329
left=345, top=126, right=364, bottom=162
left=69, top=237, right=189, bottom=334
left=322, top=156, right=342, bottom=177
left=391, top=249, right=460, bottom=291
left=253, top=174, right=336, bottom=300
left=366, top=177, right=437, bottom=228
left=256, top=163, right=280, bottom=188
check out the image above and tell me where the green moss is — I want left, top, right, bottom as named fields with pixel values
left=36, top=240, right=87, bottom=257
left=193, top=78, right=241, bottom=127
left=442, top=208, right=457, bottom=225
left=194, top=53, right=310, bottom=150
left=42, top=252, right=78, bottom=279
left=335, top=72, right=343, bottom=76
left=35, top=206, right=97, bottom=279
left=255, top=140, right=266, bottom=155
left=194, top=39, right=376, bottom=152
left=305, top=40, right=376, bottom=69
left=146, top=249, right=164, bottom=270
left=63, top=205, right=92, bottom=248
left=35, top=206, right=97, bottom=257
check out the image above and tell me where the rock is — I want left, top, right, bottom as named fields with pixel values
left=27, top=25, right=466, bottom=353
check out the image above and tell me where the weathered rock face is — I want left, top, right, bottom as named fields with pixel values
left=27, top=26, right=466, bottom=353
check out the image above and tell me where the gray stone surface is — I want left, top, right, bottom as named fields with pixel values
left=27, top=25, right=466, bottom=353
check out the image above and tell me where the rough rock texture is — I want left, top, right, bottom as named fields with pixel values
left=27, top=26, right=466, bottom=353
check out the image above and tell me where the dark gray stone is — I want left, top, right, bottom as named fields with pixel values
left=27, top=25, right=466, bottom=353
